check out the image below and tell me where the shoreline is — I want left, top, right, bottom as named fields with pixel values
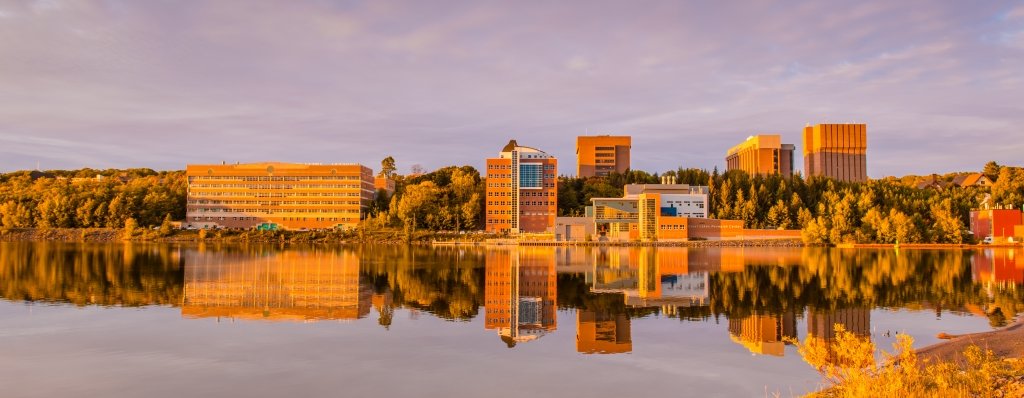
left=917, top=317, right=1024, bottom=363
left=0, top=227, right=1016, bottom=249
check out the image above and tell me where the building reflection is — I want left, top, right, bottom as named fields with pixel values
left=576, top=293, right=632, bottom=354
left=728, top=312, right=797, bottom=356
left=485, top=248, right=557, bottom=347
left=972, top=249, right=1024, bottom=286
left=182, top=249, right=372, bottom=322
left=589, top=247, right=710, bottom=310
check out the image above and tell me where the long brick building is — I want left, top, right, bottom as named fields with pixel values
left=185, top=162, right=374, bottom=231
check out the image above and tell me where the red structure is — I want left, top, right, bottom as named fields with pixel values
left=970, top=209, right=1023, bottom=240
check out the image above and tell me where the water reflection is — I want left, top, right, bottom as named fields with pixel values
left=182, top=249, right=372, bottom=321
left=1, top=242, right=1023, bottom=358
left=485, top=248, right=557, bottom=347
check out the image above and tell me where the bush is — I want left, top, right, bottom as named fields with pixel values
left=798, top=325, right=1024, bottom=397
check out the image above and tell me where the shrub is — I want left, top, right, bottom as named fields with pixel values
left=799, top=325, right=1024, bottom=397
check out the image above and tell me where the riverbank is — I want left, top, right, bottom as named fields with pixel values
left=435, top=238, right=806, bottom=247
left=0, top=227, right=499, bottom=245
left=917, top=317, right=1024, bottom=363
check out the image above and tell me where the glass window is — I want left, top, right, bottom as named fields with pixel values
left=519, top=163, right=543, bottom=189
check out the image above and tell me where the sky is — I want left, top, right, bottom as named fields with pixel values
left=1, top=0, right=1022, bottom=177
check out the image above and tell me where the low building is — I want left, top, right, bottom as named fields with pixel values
left=554, top=217, right=595, bottom=241
left=725, top=134, right=795, bottom=177
left=970, top=208, right=1023, bottom=240
left=584, top=181, right=800, bottom=242
left=185, top=162, right=374, bottom=231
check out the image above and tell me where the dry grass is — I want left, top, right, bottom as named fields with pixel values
left=797, top=326, right=1024, bottom=398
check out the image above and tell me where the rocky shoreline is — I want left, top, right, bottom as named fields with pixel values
left=917, top=317, right=1024, bottom=363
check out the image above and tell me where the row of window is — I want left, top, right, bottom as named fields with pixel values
left=188, top=200, right=362, bottom=206
left=190, top=208, right=362, bottom=214
left=191, top=192, right=367, bottom=198
left=486, top=201, right=553, bottom=206
left=189, top=184, right=366, bottom=189
left=487, top=164, right=556, bottom=170
left=191, top=216, right=357, bottom=222
left=189, top=176, right=364, bottom=182
left=487, top=182, right=555, bottom=188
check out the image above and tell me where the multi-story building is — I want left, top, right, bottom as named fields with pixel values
left=576, top=135, right=631, bottom=177
left=725, top=134, right=795, bottom=177
left=485, top=140, right=558, bottom=234
left=185, top=162, right=374, bottom=230
left=590, top=179, right=709, bottom=241
left=803, top=123, right=868, bottom=182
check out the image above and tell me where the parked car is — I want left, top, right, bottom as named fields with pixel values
left=983, top=236, right=994, bottom=244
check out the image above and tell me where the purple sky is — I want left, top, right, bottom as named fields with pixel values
left=1, top=0, right=1022, bottom=177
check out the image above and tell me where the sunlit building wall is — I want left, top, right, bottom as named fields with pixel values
left=725, top=134, right=795, bottom=177
left=802, top=123, right=868, bottom=182
left=185, top=162, right=374, bottom=230
left=485, top=140, right=558, bottom=234
left=576, top=135, right=631, bottom=177
left=969, top=209, right=1023, bottom=240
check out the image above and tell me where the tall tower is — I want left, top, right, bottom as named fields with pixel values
left=802, top=123, right=868, bottom=182
left=576, top=135, right=631, bottom=178
left=485, top=140, right=558, bottom=234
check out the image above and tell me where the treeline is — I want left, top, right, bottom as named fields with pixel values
left=4, top=159, right=1024, bottom=245
left=370, top=164, right=485, bottom=232
left=558, top=162, right=1024, bottom=244
left=0, top=169, right=186, bottom=229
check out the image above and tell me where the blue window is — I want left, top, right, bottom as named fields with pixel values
left=519, top=163, right=543, bottom=189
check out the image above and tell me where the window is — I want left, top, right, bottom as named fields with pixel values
left=519, top=163, right=543, bottom=189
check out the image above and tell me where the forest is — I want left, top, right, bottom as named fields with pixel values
left=0, top=168, right=186, bottom=229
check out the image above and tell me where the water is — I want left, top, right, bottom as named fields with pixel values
left=0, top=242, right=1021, bottom=397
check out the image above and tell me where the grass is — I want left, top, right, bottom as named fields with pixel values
left=795, top=326, right=1024, bottom=397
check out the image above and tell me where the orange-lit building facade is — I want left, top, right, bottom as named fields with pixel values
left=803, top=123, right=868, bottom=182
left=373, top=176, right=395, bottom=197
left=485, top=248, right=557, bottom=347
left=185, top=162, right=374, bottom=230
left=589, top=185, right=800, bottom=242
left=970, top=209, right=1023, bottom=240
left=725, top=134, right=795, bottom=177
left=576, top=135, right=631, bottom=177
left=182, top=249, right=372, bottom=321
left=485, top=140, right=558, bottom=234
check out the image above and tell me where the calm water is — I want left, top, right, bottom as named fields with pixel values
left=0, top=243, right=1021, bottom=397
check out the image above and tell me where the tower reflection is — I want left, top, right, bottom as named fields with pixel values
left=485, top=248, right=557, bottom=347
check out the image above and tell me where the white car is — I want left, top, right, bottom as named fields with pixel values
left=983, top=236, right=994, bottom=244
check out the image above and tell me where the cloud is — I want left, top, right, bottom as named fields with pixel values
left=0, top=0, right=1022, bottom=177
